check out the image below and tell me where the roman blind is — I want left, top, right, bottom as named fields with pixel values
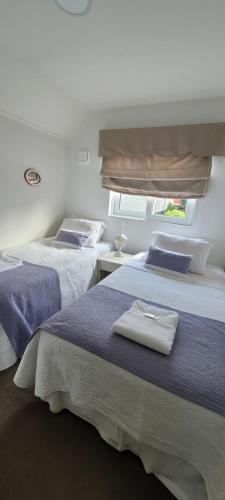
left=99, top=122, right=225, bottom=198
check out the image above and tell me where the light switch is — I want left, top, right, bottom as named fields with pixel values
left=79, top=151, right=89, bottom=164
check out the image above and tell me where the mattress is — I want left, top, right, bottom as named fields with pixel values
left=14, top=260, right=225, bottom=500
left=0, top=238, right=112, bottom=371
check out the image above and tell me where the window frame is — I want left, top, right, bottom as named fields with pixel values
left=108, top=192, right=197, bottom=226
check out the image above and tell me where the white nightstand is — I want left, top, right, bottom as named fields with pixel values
left=97, top=251, right=134, bottom=281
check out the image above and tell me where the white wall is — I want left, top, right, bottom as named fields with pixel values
left=67, top=97, right=225, bottom=267
left=0, top=114, right=67, bottom=249
left=0, top=43, right=87, bottom=139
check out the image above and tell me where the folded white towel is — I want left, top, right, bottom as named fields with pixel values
left=0, top=254, right=23, bottom=273
left=112, top=300, right=179, bottom=355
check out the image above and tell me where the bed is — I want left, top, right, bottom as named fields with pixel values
left=14, top=257, right=225, bottom=500
left=0, top=237, right=112, bottom=371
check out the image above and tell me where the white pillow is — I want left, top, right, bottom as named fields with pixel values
left=151, top=232, right=213, bottom=275
left=60, top=218, right=107, bottom=248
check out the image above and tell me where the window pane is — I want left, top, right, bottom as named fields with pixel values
left=109, top=191, right=193, bottom=224
left=119, top=194, right=147, bottom=217
left=152, top=198, right=187, bottom=217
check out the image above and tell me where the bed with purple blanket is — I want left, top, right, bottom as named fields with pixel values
left=0, top=261, right=61, bottom=358
left=14, top=259, right=225, bottom=500
left=0, top=237, right=112, bottom=371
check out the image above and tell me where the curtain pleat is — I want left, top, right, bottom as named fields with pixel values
left=101, top=154, right=211, bottom=198
left=99, top=123, right=225, bottom=157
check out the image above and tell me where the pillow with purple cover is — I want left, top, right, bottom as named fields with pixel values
left=145, top=246, right=193, bottom=274
left=54, top=230, right=89, bottom=249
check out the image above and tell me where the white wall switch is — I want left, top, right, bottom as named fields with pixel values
left=79, top=151, right=89, bottom=164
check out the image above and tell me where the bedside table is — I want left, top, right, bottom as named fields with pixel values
left=97, top=251, right=134, bottom=282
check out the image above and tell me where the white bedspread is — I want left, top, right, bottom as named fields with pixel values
left=14, top=262, right=225, bottom=500
left=0, top=238, right=112, bottom=371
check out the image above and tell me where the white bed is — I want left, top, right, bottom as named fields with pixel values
left=14, top=259, right=225, bottom=500
left=0, top=237, right=112, bottom=371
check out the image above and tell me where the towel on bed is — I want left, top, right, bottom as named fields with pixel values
left=112, top=300, right=179, bottom=354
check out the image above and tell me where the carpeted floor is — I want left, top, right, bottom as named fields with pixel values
left=0, top=363, right=175, bottom=500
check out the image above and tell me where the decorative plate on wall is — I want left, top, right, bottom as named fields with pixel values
left=24, top=168, right=41, bottom=186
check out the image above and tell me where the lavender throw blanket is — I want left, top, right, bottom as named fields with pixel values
left=0, top=262, right=61, bottom=357
left=41, top=284, right=225, bottom=417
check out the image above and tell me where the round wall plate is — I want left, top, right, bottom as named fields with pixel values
left=54, top=0, right=92, bottom=16
left=24, top=169, right=41, bottom=186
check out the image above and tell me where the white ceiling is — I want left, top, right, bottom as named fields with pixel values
left=0, top=0, right=225, bottom=134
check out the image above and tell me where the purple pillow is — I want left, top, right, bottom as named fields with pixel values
left=145, top=246, right=193, bottom=274
left=55, top=230, right=89, bottom=248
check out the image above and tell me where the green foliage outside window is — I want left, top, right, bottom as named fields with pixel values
left=163, top=202, right=186, bottom=217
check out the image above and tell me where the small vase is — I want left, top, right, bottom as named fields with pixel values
left=114, top=223, right=128, bottom=256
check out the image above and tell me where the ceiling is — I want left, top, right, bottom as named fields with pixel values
left=0, top=0, right=225, bottom=135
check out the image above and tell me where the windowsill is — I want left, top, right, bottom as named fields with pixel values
left=108, top=213, right=146, bottom=221
left=150, top=216, right=193, bottom=226
left=108, top=213, right=193, bottom=226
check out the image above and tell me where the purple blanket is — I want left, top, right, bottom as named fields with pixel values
left=41, top=284, right=225, bottom=417
left=0, top=262, right=61, bottom=357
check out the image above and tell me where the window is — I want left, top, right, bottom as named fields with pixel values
left=109, top=192, right=196, bottom=225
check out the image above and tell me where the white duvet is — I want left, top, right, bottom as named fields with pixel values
left=0, top=238, right=112, bottom=371
left=14, top=261, right=225, bottom=500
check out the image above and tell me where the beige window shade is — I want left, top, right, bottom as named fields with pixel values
left=99, top=123, right=221, bottom=198
left=99, top=123, right=225, bottom=157
left=101, top=154, right=211, bottom=198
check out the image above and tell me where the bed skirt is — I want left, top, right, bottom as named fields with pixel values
left=43, top=390, right=207, bottom=500
left=0, top=327, right=17, bottom=371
